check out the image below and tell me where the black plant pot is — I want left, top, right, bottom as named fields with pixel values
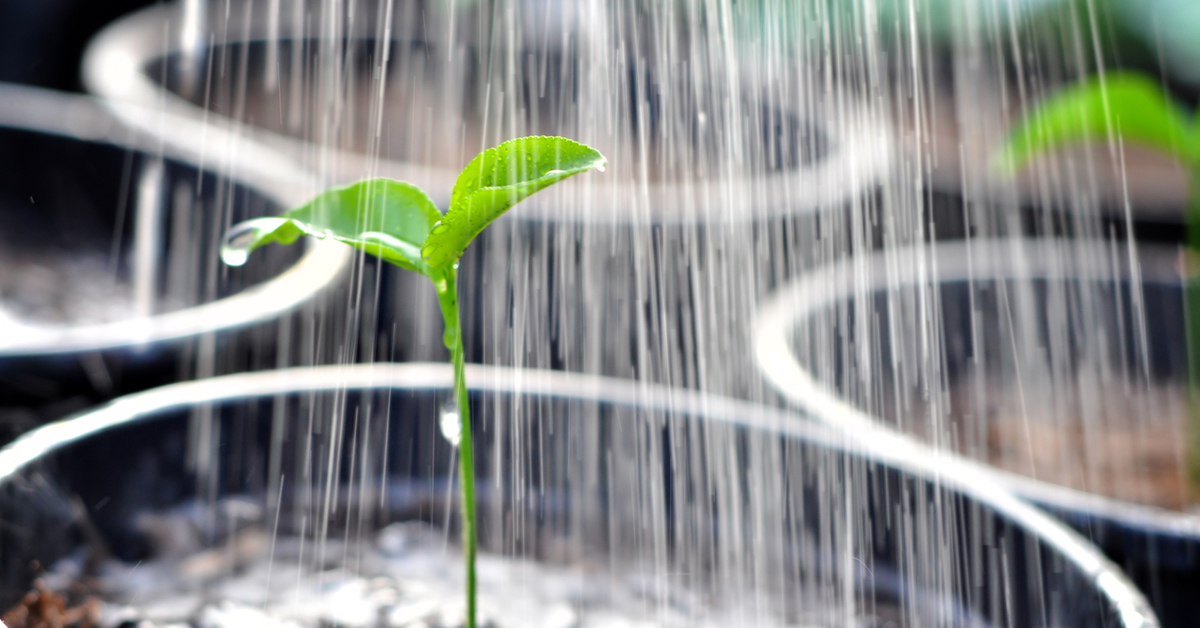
left=83, top=0, right=895, bottom=394
left=0, top=363, right=1157, bottom=627
left=0, top=83, right=349, bottom=444
left=755, top=237, right=1196, bottom=627
left=85, top=0, right=892, bottom=224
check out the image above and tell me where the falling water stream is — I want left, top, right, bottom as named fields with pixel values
left=17, top=0, right=1196, bottom=626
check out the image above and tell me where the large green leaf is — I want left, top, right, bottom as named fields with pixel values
left=222, top=179, right=443, bottom=276
left=994, top=71, right=1198, bottom=173
left=420, top=137, right=606, bottom=269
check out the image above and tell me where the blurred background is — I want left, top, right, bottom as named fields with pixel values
left=0, top=0, right=155, bottom=92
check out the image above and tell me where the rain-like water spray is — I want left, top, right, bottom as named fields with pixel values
left=5, top=0, right=1200, bottom=626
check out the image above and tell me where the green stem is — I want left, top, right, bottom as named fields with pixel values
left=435, top=266, right=476, bottom=628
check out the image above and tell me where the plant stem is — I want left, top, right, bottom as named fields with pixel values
left=435, top=266, right=476, bottom=628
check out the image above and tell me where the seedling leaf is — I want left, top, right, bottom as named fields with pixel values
left=421, top=136, right=606, bottom=268
left=994, top=72, right=1198, bottom=173
left=222, top=179, right=442, bottom=276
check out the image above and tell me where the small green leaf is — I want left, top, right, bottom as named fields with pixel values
left=222, top=179, right=443, bottom=276
left=994, top=71, right=1198, bottom=173
left=420, top=136, right=606, bottom=269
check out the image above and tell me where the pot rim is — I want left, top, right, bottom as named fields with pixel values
left=0, top=82, right=350, bottom=355
left=0, top=362, right=1158, bottom=627
left=82, top=1, right=895, bottom=226
left=752, top=236, right=1200, bottom=539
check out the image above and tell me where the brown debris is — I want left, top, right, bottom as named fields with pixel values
left=1, top=580, right=99, bottom=628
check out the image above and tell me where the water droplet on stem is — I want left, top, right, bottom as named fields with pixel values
left=440, top=398, right=461, bottom=447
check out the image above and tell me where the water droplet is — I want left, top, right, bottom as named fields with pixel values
left=596, top=165, right=606, bottom=173
left=221, top=248, right=249, bottom=267
left=431, top=222, right=449, bottom=235
left=439, top=398, right=461, bottom=447
left=220, top=217, right=289, bottom=266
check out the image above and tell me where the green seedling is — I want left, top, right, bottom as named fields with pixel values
left=221, top=136, right=606, bottom=628
left=995, top=70, right=1200, bottom=499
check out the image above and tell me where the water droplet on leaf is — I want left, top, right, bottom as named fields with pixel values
left=221, top=247, right=249, bottom=267
left=221, top=217, right=290, bottom=266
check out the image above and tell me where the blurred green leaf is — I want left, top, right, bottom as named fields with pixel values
left=222, top=179, right=443, bottom=276
left=994, top=71, right=1198, bottom=173
left=421, top=136, right=606, bottom=269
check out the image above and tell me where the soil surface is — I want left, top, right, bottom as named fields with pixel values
left=32, top=499, right=906, bottom=628
left=950, top=380, right=1192, bottom=511
left=2, top=580, right=99, bottom=628
left=0, top=251, right=133, bottom=327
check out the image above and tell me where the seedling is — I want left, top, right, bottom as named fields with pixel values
left=221, top=136, right=606, bottom=628
left=995, top=70, right=1200, bottom=497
